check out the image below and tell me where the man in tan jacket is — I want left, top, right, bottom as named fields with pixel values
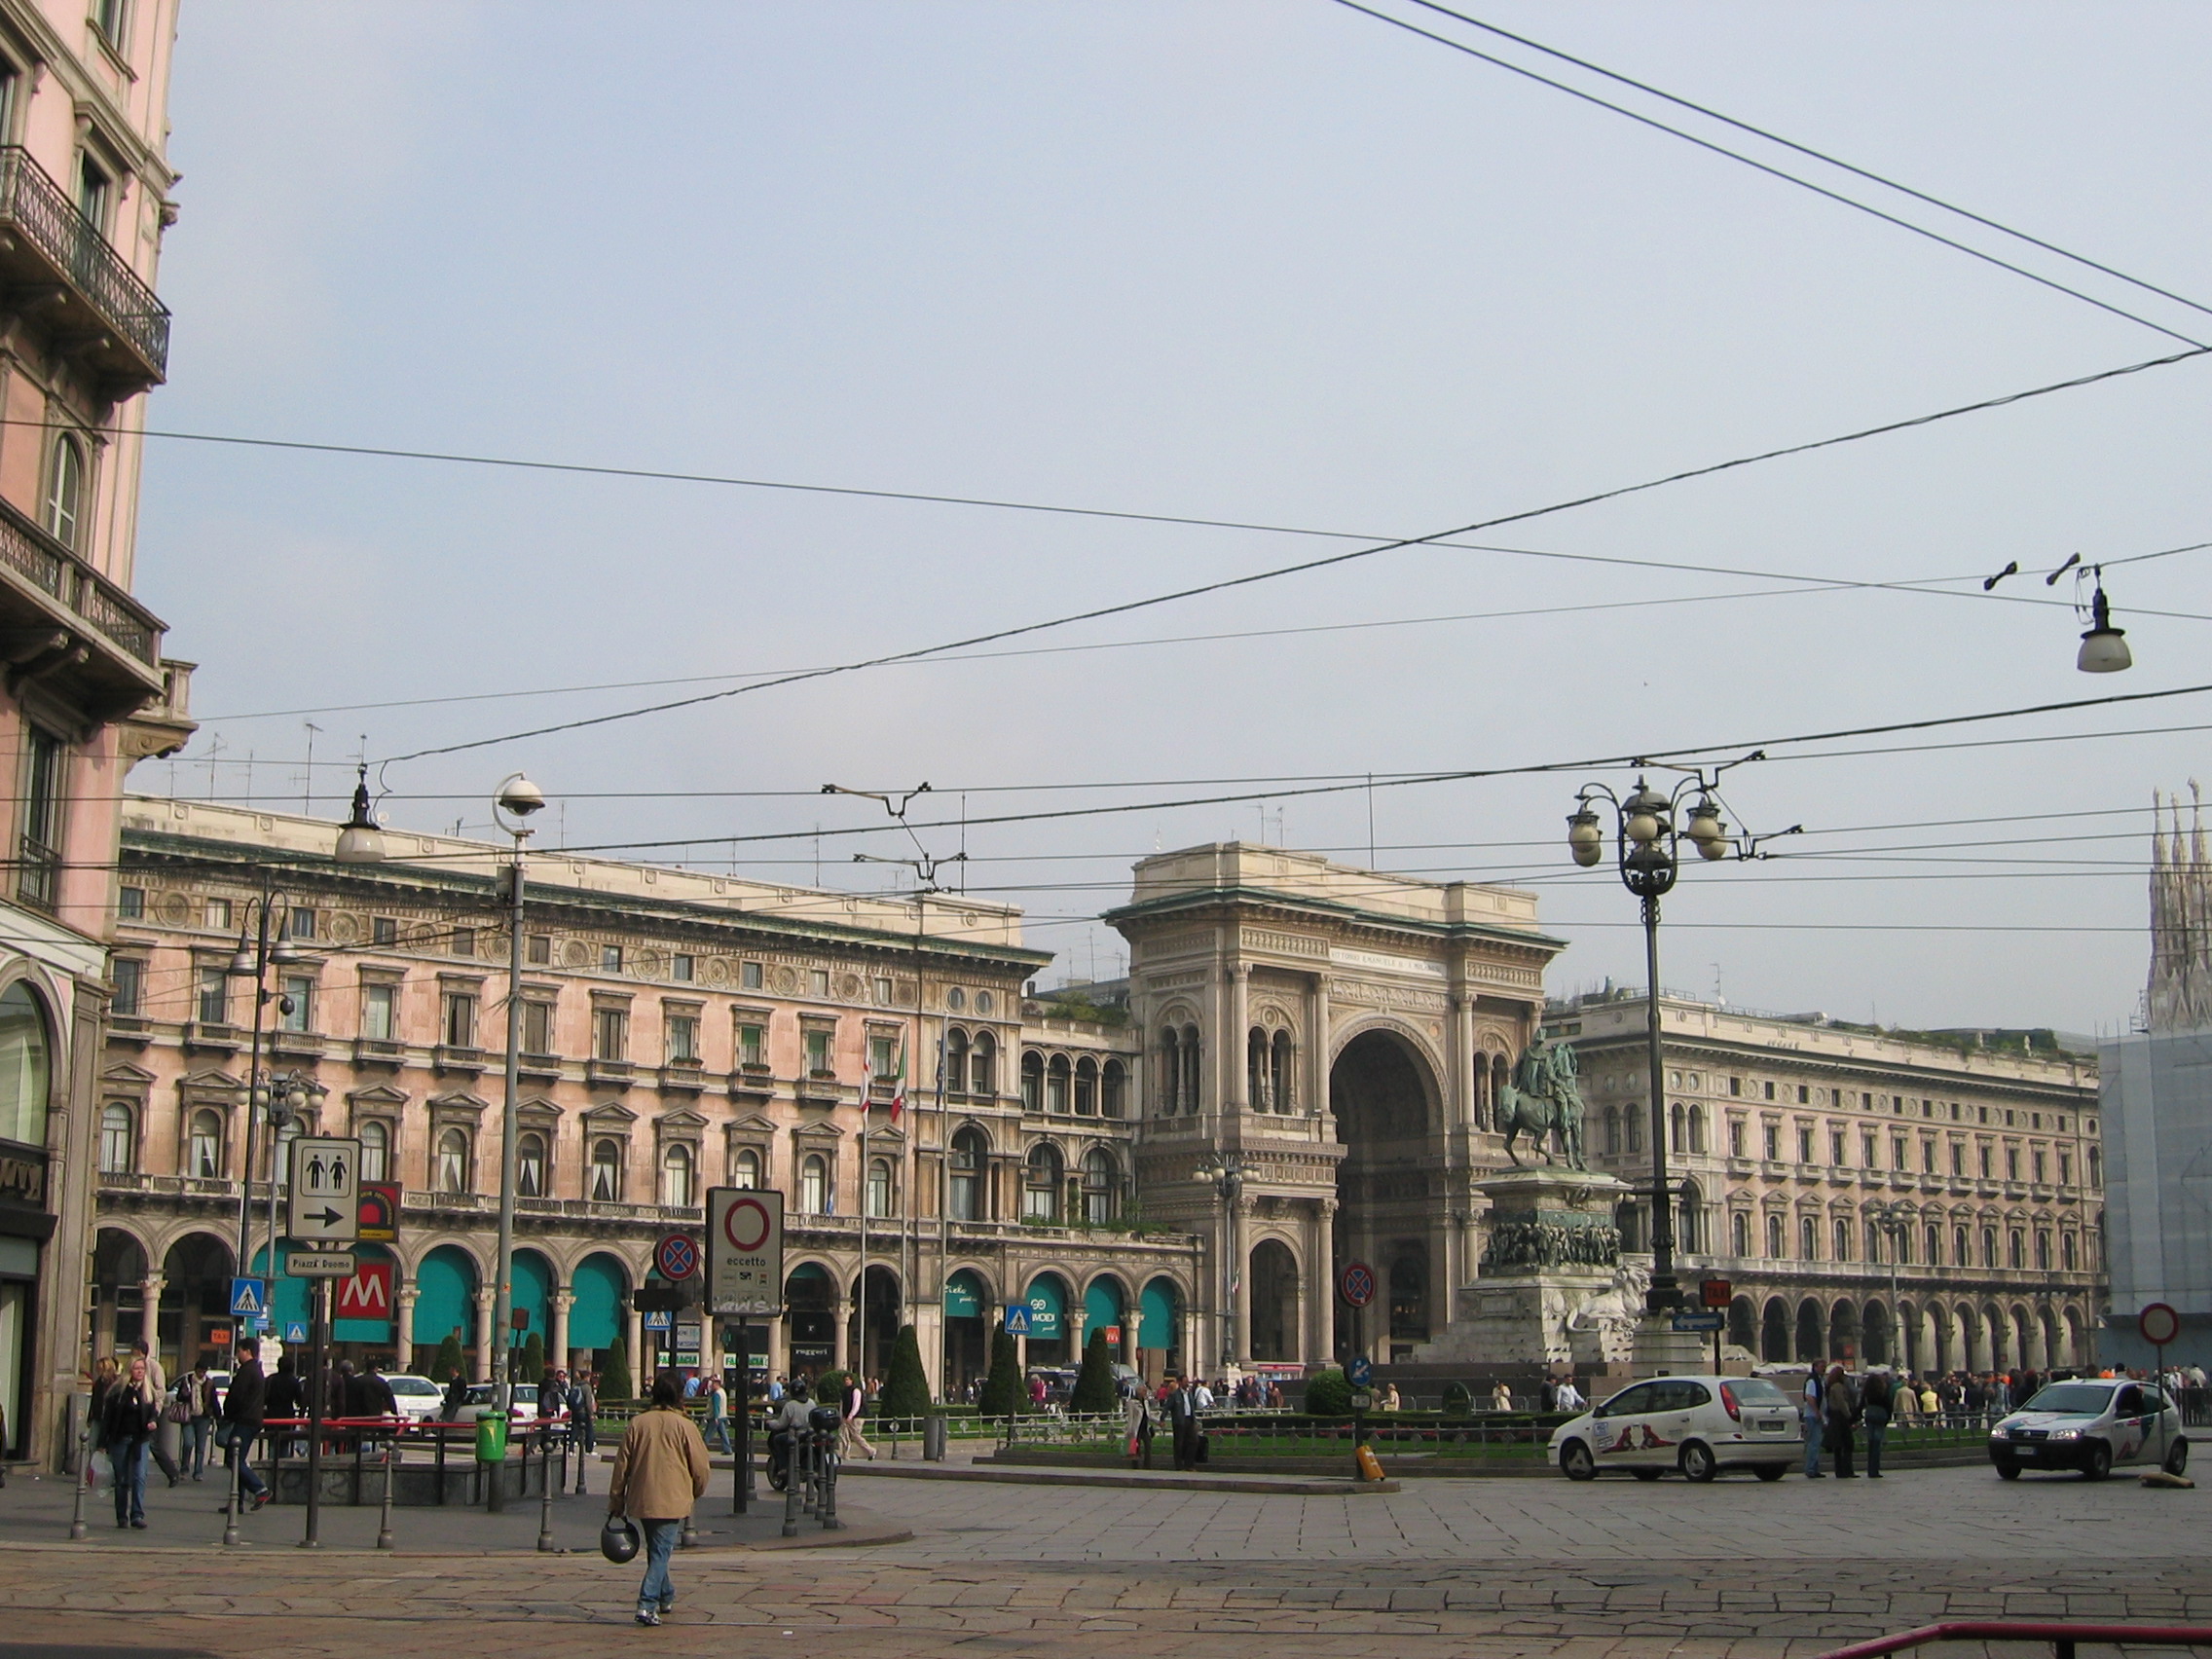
left=608, top=1375, right=712, bottom=1626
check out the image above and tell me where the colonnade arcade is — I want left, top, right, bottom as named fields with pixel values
left=1735, top=1289, right=2095, bottom=1374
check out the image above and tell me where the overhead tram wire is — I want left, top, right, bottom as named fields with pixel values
left=1331, top=0, right=2208, bottom=349
left=193, top=535, right=2212, bottom=726
left=1398, top=0, right=2212, bottom=328
left=431, top=678, right=2212, bottom=859
left=372, top=346, right=2212, bottom=769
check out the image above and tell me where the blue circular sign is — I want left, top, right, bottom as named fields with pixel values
left=1339, top=1261, right=1377, bottom=1309
left=655, top=1233, right=700, bottom=1280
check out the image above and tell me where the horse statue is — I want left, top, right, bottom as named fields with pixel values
left=1496, top=1039, right=1589, bottom=1170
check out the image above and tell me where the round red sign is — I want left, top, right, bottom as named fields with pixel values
left=1339, top=1261, right=1377, bottom=1309
left=721, top=1195, right=772, bottom=1253
left=2140, top=1302, right=2182, bottom=1346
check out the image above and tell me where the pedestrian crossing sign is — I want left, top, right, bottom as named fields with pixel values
left=1003, top=1304, right=1031, bottom=1337
left=229, top=1277, right=268, bottom=1317
left=283, top=1320, right=309, bottom=1345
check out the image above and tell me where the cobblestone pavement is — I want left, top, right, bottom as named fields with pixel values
left=1, top=1463, right=2206, bottom=1656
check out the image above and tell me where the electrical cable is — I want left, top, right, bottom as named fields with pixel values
left=372, top=345, right=2212, bottom=767
left=1398, top=0, right=2212, bottom=326
left=1333, top=0, right=2207, bottom=348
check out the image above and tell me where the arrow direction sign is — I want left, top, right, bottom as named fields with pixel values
left=285, top=1136, right=361, bottom=1243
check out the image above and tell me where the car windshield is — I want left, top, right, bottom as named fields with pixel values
left=1727, top=1379, right=1790, bottom=1407
left=387, top=1378, right=439, bottom=1396
left=2022, top=1382, right=2114, bottom=1415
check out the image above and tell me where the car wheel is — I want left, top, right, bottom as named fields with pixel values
left=1631, top=1467, right=1664, bottom=1482
left=1679, top=1441, right=1718, bottom=1483
left=2167, top=1439, right=2190, bottom=1477
left=1753, top=1463, right=1787, bottom=1483
left=1560, top=1441, right=1597, bottom=1482
left=2083, top=1442, right=2112, bottom=1481
left=1993, top=1457, right=2021, bottom=1481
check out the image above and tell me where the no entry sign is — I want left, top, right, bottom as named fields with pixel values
left=707, top=1187, right=784, bottom=1316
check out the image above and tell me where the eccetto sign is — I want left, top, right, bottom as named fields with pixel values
left=706, top=1187, right=784, bottom=1316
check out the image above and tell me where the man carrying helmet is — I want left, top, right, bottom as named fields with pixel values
left=608, top=1375, right=711, bottom=1626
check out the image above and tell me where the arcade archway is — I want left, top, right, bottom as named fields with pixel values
left=1329, top=1028, right=1441, bottom=1361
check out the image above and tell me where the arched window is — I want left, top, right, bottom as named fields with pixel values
left=661, top=1142, right=695, bottom=1208
left=950, top=1126, right=986, bottom=1221
left=971, top=1031, right=996, bottom=1097
left=0, top=981, right=52, bottom=1148
left=1158, top=1028, right=1181, bottom=1114
left=1865, top=1220, right=1882, bottom=1263
left=1490, top=1053, right=1510, bottom=1130
left=800, top=1153, right=828, bottom=1215
left=98, top=1102, right=132, bottom=1173
left=866, top=1157, right=892, bottom=1218
left=437, top=1127, right=470, bottom=1195
left=2008, top=1228, right=2025, bottom=1270
left=2088, top=1146, right=2102, bottom=1187
left=189, top=1108, right=222, bottom=1178
left=1980, top=1227, right=1998, bottom=1268
left=517, top=1131, right=546, bottom=1198
left=1955, top=1225, right=1971, bottom=1268
left=1075, top=1056, right=1098, bottom=1116
left=1687, top=1106, right=1706, bottom=1155
left=1832, top=1218, right=1852, bottom=1262
left=2062, top=1231, right=2078, bottom=1271
left=1180, top=1025, right=1200, bottom=1114
left=1766, top=1213, right=1785, bottom=1257
left=1247, top=1028, right=1269, bottom=1110
left=1022, top=1142, right=1063, bottom=1224
left=2035, top=1230, right=2050, bottom=1271
left=1926, top=1223, right=1941, bottom=1267
left=1799, top=1216, right=1817, bottom=1260
left=1101, top=1059, right=1126, bottom=1119
left=1670, top=1103, right=1686, bottom=1155
left=1625, top=1109, right=1642, bottom=1155
left=1678, top=1182, right=1703, bottom=1253
left=1046, top=1054, right=1071, bottom=1115
left=1082, top=1147, right=1120, bottom=1225
left=1730, top=1210, right=1750, bottom=1256
left=733, top=1147, right=761, bottom=1190
left=1603, top=1107, right=1619, bottom=1156
left=590, top=1137, right=623, bottom=1202
left=1896, top=1223, right=1914, bottom=1265
left=944, top=1028, right=969, bottom=1097
left=359, top=1120, right=389, bottom=1182
left=1271, top=1030, right=1294, bottom=1113
left=43, top=435, right=84, bottom=549
left=1020, top=1051, right=1045, bottom=1114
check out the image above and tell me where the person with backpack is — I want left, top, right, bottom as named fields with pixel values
left=1824, top=1364, right=1861, bottom=1479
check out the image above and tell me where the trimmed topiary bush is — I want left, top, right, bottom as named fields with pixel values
left=600, top=1338, right=633, bottom=1403
left=1304, top=1367, right=1352, bottom=1416
left=1070, top=1326, right=1118, bottom=1415
left=881, top=1324, right=933, bottom=1417
left=430, top=1332, right=465, bottom=1386
left=977, top=1328, right=1025, bottom=1418
left=516, top=1331, right=545, bottom=1385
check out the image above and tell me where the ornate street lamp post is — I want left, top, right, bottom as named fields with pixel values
left=1567, top=770, right=1785, bottom=1314
left=1194, top=1155, right=1246, bottom=1370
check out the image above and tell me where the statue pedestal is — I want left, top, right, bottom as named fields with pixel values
left=1410, top=1167, right=1634, bottom=1371
left=1629, top=1314, right=1712, bottom=1379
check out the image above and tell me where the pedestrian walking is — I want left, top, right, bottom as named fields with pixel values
left=702, top=1373, right=729, bottom=1454
left=1800, top=1366, right=1826, bottom=1478
left=1124, top=1385, right=1153, bottom=1469
left=440, top=1368, right=469, bottom=1421
left=1862, top=1370, right=1894, bottom=1478
left=1555, top=1376, right=1585, bottom=1413
left=102, top=1354, right=160, bottom=1528
left=1824, top=1364, right=1860, bottom=1479
left=608, top=1375, right=712, bottom=1628
left=131, top=1341, right=180, bottom=1487
left=838, top=1373, right=876, bottom=1461
left=222, top=1346, right=272, bottom=1510
left=180, top=1362, right=217, bottom=1478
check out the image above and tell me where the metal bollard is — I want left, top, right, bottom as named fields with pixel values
left=376, top=1433, right=396, bottom=1550
left=221, top=1427, right=244, bottom=1549
left=819, top=1441, right=842, bottom=1531
left=780, top=1429, right=802, bottom=1537
left=536, top=1425, right=556, bottom=1553
left=67, top=1425, right=89, bottom=1542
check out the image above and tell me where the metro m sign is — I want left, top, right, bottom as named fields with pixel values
left=336, top=1259, right=393, bottom=1323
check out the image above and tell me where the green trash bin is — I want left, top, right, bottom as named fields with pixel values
left=474, top=1410, right=508, bottom=1463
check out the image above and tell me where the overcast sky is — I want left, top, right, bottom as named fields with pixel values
left=137, top=2, right=2212, bottom=1036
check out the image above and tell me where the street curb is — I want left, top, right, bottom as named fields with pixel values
left=837, top=1461, right=1401, bottom=1494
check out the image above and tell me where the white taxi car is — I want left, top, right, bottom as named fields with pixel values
left=1551, top=1374, right=1802, bottom=1483
left=1989, top=1376, right=2188, bottom=1481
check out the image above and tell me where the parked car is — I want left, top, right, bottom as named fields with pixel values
left=383, top=1374, right=445, bottom=1423
left=1989, top=1377, right=2188, bottom=1480
left=447, top=1382, right=545, bottom=1425
left=1551, top=1374, right=1802, bottom=1482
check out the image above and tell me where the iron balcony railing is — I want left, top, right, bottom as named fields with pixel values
left=0, top=487, right=162, bottom=666
left=0, top=146, right=168, bottom=378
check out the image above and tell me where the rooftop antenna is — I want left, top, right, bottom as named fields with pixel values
left=203, top=733, right=225, bottom=800
left=1367, top=772, right=1377, bottom=866
left=302, top=721, right=321, bottom=816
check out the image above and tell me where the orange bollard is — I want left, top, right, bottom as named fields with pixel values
left=1355, top=1444, right=1384, bottom=1483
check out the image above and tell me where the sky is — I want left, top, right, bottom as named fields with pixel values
left=132, top=1, right=2212, bottom=1036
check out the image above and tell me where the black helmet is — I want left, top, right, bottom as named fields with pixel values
left=788, top=1379, right=810, bottom=1402
left=601, top=1515, right=641, bottom=1564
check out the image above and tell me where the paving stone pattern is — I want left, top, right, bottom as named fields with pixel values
left=1, top=1464, right=2206, bottom=1657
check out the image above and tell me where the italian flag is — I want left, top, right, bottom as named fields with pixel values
left=888, top=1052, right=906, bottom=1126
